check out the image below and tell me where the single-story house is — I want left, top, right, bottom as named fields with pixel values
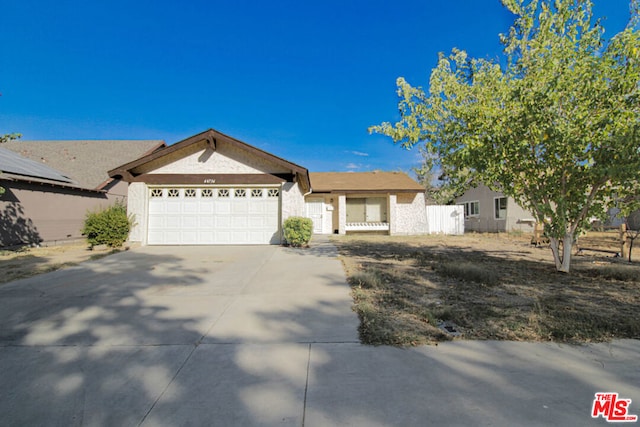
left=455, top=184, right=535, bottom=233
left=0, top=140, right=165, bottom=247
left=109, top=129, right=430, bottom=245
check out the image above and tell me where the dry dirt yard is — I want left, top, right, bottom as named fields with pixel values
left=0, top=242, right=120, bottom=285
left=333, top=232, right=640, bottom=346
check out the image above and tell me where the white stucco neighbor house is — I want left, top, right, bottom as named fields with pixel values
left=109, top=129, right=429, bottom=245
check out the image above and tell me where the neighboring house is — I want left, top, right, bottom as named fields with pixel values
left=306, top=172, right=428, bottom=235
left=0, top=140, right=165, bottom=247
left=455, top=184, right=535, bottom=233
left=109, top=129, right=430, bottom=246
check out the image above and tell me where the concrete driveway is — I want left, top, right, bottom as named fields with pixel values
left=1, top=237, right=638, bottom=426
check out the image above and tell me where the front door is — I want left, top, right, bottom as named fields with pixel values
left=306, top=199, right=324, bottom=234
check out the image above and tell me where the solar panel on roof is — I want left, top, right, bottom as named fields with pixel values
left=0, top=147, right=75, bottom=184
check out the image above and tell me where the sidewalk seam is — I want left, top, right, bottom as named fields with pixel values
left=301, top=343, right=312, bottom=427
left=136, top=342, right=199, bottom=427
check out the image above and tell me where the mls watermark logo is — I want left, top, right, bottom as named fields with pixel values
left=592, top=393, right=638, bottom=422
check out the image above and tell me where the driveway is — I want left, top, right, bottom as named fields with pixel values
left=1, top=237, right=638, bottom=426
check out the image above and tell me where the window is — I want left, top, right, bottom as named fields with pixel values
left=494, top=197, right=507, bottom=220
left=251, top=189, right=263, bottom=198
left=346, top=197, right=387, bottom=223
left=150, top=188, right=163, bottom=198
left=235, top=189, right=246, bottom=198
left=464, top=201, right=479, bottom=217
left=267, top=189, right=279, bottom=198
left=218, top=189, right=229, bottom=198
left=184, top=188, right=196, bottom=198
left=167, top=189, right=180, bottom=198
left=201, top=188, right=213, bottom=198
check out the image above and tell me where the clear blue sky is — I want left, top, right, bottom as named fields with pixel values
left=0, top=0, right=633, bottom=175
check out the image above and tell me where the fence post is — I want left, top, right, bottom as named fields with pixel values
left=620, top=224, right=629, bottom=259
left=532, top=222, right=544, bottom=245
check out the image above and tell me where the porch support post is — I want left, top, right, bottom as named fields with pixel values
left=388, top=194, right=397, bottom=235
left=338, top=194, right=346, bottom=235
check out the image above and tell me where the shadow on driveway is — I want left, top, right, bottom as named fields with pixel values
left=0, top=243, right=638, bottom=426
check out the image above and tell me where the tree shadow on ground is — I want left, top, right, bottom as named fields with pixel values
left=0, top=243, right=637, bottom=426
left=0, top=190, right=41, bottom=247
left=334, top=236, right=640, bottom=344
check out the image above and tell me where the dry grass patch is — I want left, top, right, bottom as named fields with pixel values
left=0, top=242, right=120, bottom=284
left=335, top=233, right=640, bottom=347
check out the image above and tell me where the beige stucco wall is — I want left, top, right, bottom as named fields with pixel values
left=149, top=144, right=291, bottom=175
left=281, top=182, right=306, bottom=223
left=456, top=184, right=535, bottom=233
left=392, top=192, right=429, bottom=235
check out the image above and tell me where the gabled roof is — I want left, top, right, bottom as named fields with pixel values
left=0, top=147, right=76, bottom=185
left=3, top=139, right=166, bottom=190
left=109, top=129, right=311, bottom=191
left=310, top=171, right=424, bottom=193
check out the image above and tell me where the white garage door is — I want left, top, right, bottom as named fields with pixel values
left=147, top=187, right=280, bottom=245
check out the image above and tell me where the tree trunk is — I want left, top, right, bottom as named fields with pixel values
left=549, top=233, right=574, bottom=273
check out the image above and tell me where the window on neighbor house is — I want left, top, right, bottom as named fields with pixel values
left=494, top=197, right=507, bottom=220
left=464, top=201, right=479, bottom=217
left=346, top=197, right=387, bottom=223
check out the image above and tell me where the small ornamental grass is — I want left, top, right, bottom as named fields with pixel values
left=283, top=216, right=313, bottom=247
left=82, top=201, right=135, bottom=249
left=436, top=261, right=500, bottom=286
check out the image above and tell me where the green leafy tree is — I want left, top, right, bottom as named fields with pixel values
left=371, top=0, right=640, bottom=272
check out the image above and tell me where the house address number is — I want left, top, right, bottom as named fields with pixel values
left=203, top=179, right=216, bottom=184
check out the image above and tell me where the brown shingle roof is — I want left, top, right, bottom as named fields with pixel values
left=310, top=171, right=423, bottom=193
left=3, top=140, right=165, bottom=190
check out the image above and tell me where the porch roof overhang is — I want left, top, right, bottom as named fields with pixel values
left=309, top=171, right=424, bottom=194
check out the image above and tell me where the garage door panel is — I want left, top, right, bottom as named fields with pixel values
left=183, top=201, right=198, bottom=214
left=200, top=216, right=214, bottom=228
left=165, top=216, right=181, bottom=228
left=182, top=216, right=198, bottom=228
left=249, top=201, right=265, bottom=214
left=216, top=231, right=231, bottom=243
left=232, top=217, right=248, bottom=228
left=232, top=203, right=248, bottom=214
left=148, top=187, right=280, bottom=245
left=216, top=216, right=231, bottom=228
left=182, top=231, right=198, bottom=244
left=249, top=217, right=266, bottom=228
left=199, top=203, right=214, bottom=214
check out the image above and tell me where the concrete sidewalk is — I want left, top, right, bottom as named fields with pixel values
left=0, top=236, right=638, bottom=426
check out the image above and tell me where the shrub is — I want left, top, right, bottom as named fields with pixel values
left=82, top=201, right=134, bottom=248
left=283, top=216, right=313, bottom=247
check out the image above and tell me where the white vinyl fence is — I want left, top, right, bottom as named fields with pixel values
left=425, top=205, right=465, bottom=235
